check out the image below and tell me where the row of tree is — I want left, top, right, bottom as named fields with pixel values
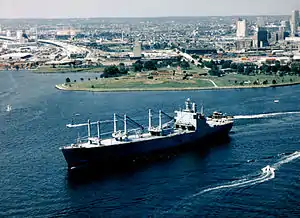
left=103, top=63, right=129, bottom=77
left=204, top=59, right=300, bottom=76
left=131, top=58, right=190, bottom=72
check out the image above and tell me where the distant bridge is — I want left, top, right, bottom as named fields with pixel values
left=0, top=36, right=15, bottom=42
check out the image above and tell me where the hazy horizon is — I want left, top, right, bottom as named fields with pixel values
left=1, top=0, right=300, bottom=19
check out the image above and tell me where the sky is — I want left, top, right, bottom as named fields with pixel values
left=1, top=0, right=300, bottom=18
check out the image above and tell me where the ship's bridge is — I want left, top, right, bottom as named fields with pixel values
left=174, top=99, right=205, bottom=131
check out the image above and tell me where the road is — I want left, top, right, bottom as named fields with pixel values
left=176, top=49, right=199, bottom=66
left=200, top=79, right=218, bottom=87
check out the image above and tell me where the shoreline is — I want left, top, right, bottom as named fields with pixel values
left=55, top=82, right=300, bottom=93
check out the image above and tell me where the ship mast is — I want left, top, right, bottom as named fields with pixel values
left=148, top=109, right=152, bottom=131
left=113, top=113, right=117, bottom=133
left=124, top=114, right=127, bottom=135
left=159, top=110, right=162, bottom=130
left=97, top=121, right=100, bottom=145
left=87, top=119, right=91, bottom=137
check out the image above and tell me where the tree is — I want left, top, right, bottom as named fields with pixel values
left=65, top=77, right=71, bottom=83
left=180, top=60, right=190, bottom=70
left=291, top=62, right=300, bottom=75
left=80, top=78, right=84, bottom=81
left=132, top=60, right=143, bottom=72
left=208, top=65, right=221, bottom=76
left=222, top=60, right=232, bottom=69
left=119, top=63, right=129, bottom=74
left=279, top=65, right=290, bottom=73
left=103, top=65, right=120, bottom=77
left=237, top=63, right=245, bottom=73
left=271, top=66, right=278, bottom=74
left=144, top=60, right=157, bottom=71
left=275, top=61, right=281, bottom=71
left=204, top=60, right=215, bottom=69
left=263, top=80, right=268, bottom=85
left=192, top=54, right=199, bottom=59
left=230, top=62, right=238, bottom=70
left=260, top=64, right=271, bottom=74
left=73, top=80, right=76, bottom=83
left=272, top=80, right=277, bottom=84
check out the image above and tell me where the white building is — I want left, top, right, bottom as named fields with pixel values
left=6, top=30, right=11, bottom=37
left=236, top=19, right=248, bottom=38
left=133, top=41, right=142, bottom=58
left=16, top=30, right=23, bottom=39
left=290, top=10, right=299, bottom=36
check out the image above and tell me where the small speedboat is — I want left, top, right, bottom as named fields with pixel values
left=6, top=105, right=12, bottom=112
left=274, top=100, right=279, bottom=103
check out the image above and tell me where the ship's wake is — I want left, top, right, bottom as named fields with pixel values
left=162, top=151, right=300, bottom=214
left=192, top=165, right=275, bottom=197
left=234, top=111, right=300, bottom=120
left=193, top=151, right=300, bottom=196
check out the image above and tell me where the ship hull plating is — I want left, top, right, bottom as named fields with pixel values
left=62, top=123, right=233, bottom=169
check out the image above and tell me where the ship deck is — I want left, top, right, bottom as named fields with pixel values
left=62, top=129, right=191, bottom=149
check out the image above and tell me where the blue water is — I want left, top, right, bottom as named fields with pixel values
left=1, top=71, right=300, bottom=217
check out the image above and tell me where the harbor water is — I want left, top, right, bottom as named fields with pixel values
left=1, top=71, right=300, bottom=217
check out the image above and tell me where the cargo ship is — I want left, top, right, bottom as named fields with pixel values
left=61, top=98, right=233, bottom=170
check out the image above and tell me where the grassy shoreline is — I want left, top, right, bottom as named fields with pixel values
left=55, top=81, right=300, bottom=92
left=54, top=72, right=300, bottom=92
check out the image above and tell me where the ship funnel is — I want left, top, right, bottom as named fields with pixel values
left=185, top=98, right=191, bottom=111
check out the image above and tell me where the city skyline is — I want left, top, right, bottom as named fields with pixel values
left=1, top=0, right=300, bottom=19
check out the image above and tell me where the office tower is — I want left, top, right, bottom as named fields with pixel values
left=290, top=10, right=299, bottom=36
left=253, top=27, right=268, bottom=48
left=133, top=41, right=142, bottom=58
left=236, top=19, right=248, bottom=38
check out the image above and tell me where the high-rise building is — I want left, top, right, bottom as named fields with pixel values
left=278, top=26, right=289, bottom=40
left=133, top=41, right=142, bottom=58
left=6, top=30, right=11, bottom=37
left=16, top=30, right=23, bottom=40
left=253, top=27, right=268, bottom=48
left=290, top=10, right=299, bottom=36
left=236, top=19, right=248, bottom=38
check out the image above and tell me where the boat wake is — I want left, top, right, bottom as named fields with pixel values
left=192, top=165, right=275, bottom=197
left=193, top=151, right=300, bottom=196
left=234, top=111, right=300, bottom=120
left=162, top=151, right=300, bottom=214
left=273, top=151, right=300, bottom=169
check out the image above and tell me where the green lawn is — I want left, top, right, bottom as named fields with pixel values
left=70, top=78, right=213, bottom=90
left=207, top=74, right=300, bottom=87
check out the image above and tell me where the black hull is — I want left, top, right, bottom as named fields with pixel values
left=62, top=123, right=233, bottom=170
